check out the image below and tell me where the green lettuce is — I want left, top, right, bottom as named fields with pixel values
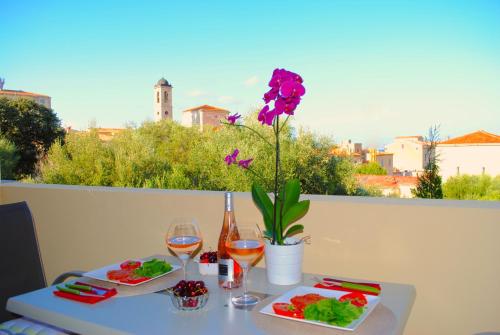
left=133, top=258, right=172, bottom=278
left=303, top=298, right=364, bottom=327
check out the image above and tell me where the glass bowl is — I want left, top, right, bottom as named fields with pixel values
left=168, top=291, right=209, bottom=311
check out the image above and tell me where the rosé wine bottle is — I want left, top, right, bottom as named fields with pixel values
left=218, top=192, right=242, bottom=289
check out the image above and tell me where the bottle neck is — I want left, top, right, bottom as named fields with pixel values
left=224, top=192, right=233, bottom=212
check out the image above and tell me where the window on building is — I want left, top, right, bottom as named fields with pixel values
left=401, top=144, right=404, bottom=149
left=164, top=91, right=168, bottom=100
left=457, top=166, right=460, bottom=175
left=165, top=111, right=168, bottom=115
left=156, top=92, right=159, bottom=103
left=482, top=167, right=486, bottom=174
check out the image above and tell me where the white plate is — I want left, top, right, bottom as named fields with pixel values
left=83, top=257, right=181, bottom=287
left=259, top=286, right=380, bottom=331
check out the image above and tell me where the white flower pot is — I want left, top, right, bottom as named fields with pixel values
left=264, top=237, right=304, bottom=285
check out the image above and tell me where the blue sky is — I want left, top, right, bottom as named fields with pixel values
left=1, top=0, right=499, bottom=147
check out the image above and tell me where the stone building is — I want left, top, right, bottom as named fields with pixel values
left=182, top=105, right=229, bottom=131
left=154, top=78, right=173, bottom=122
left=385, top=136, right=431, bottom=176
left=0, top=79, right=51, bottom=109
left=437, top=130, right=500, bottom=180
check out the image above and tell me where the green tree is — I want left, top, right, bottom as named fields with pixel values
left=355, top=162, right=387, bottom=175
left=39, top=113, right=373, bottom=196
left=325, top=156, right=360, bottom=195
left=0, top=97, right=65, bottom=177
left=443, top=174, right=500, bottom=200
left=40, top=130, right=114, bottom=186
left=0, top=136, right=19, bottom=180
left=412, top=126, right=443, bottom=199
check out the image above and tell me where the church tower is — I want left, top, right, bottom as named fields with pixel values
left=154, top=78, right=173, bottom=121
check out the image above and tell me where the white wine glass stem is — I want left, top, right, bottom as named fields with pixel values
left=241, top=262, right=250, bottom=298
left=179, top=254, right=189, bottom=280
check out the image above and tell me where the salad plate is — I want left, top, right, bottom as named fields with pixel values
left=83, top=257, right=181, bottom=287
left=259, top=286, right=380, bottom=331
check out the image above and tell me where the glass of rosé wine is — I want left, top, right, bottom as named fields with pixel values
left=166, top=218, right=202, bottom=280
left=225, top=223, right=265, bottom=306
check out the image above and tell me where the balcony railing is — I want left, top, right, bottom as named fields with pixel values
left=1, top=181, right=499, bottom=335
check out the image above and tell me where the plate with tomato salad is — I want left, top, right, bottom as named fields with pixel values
left=83, top=257, right=181, bottom=286
left=259, top=286, right=380, bottom=331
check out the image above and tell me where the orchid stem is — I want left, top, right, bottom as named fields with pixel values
left=245, top=166, right=271, bottom=188
left=279, top=116, right=290, bottom=133
left=272, top=116, right=280, bottom=245
left=221, top=122, right=274, bottom=148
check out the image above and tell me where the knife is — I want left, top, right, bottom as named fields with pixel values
left=319, top=278, right=381, bottom=294
left=56, top=285, right=104, bottom=297
left=65, top=283, right=108, bottom=296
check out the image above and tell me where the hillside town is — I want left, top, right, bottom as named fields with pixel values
left=1, top=77, right=499, bottom=198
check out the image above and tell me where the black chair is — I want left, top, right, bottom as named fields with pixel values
left=0, top=201, right=82, bottom=331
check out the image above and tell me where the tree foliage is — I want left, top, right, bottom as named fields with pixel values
left=412, top=126, right=443, bottom=199
left=355, top=162, right=387, bottom=175
left=39, top=115, right=368, bottom=195
left=0, top=97, right=65, bottom=177
left=443, top=174, right=500, bottom=201
left=0, top=136, right=19, bottom=180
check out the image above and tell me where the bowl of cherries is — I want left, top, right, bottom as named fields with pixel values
left=198, top=251, right=218, bottom=275
left=168, top=280, right=209, bottom=311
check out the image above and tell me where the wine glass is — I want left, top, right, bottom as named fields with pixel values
left=166, top=218, right=202, bottom=280
left=225, top=223, right=265, bottom=306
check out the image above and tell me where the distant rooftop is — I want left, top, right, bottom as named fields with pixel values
left=0, top=89, right=50, bottom=98
left=439, top=130, right=500, bottom=145
left=356, top=174, right=418, bottom=188
left=183, top=104, right=229, bottom=113
left=395, top=135, right=424, bottom=140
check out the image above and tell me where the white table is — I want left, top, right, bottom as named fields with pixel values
left=7, top=257, right=415, bottom=335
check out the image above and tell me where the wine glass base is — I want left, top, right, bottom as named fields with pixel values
left=231, top=294, right=260, bottom=307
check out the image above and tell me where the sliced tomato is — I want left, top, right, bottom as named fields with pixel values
left=107, top=269, right=132, bottom=281
left=272, top=303, right=304, bottom=319
left=290, top=293, right=327, bottom=310
left=339, top=292, right=368, bottom=307
left=120, top=260, right=142, bottom=270
left=120, top=275, right=149, bottom=284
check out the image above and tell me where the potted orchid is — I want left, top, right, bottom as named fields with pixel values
left=223, top=68, right=310, bottom=285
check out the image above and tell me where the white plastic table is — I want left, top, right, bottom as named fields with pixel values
left=7, top=257, right=415, bottom=335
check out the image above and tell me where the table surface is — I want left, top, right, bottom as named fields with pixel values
left=7, top=256, right=415, bottom=335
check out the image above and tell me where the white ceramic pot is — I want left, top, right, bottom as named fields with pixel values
left=264, top=237, right=304, bottom=285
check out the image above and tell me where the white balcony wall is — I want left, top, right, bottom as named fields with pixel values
left=1, top=182, right=499, bottom=335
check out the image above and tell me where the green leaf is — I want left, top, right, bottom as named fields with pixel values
left=284, top=224, right=304, bottom=238
left=282, top=179, right=301, bottom=214
left=251, top=183, right=274, bottom=234
left=282, top=200, right=310, bottom=231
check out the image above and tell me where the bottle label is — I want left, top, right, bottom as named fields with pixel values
left=218, top=258, right=234, bottom=281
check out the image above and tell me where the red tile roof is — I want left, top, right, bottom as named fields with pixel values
left=0, top=89, right=50, bottom=98
left=439, top=130, right=500, bottom=144
left=355, top=174, right=418, bottom=188
left=183, top=104, right=229, bottom=113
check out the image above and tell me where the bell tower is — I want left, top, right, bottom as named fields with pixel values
left=154, top=78, right=173, bottom=121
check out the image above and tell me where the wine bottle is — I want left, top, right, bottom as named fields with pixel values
left=218, top=192, right=242, bottom=288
